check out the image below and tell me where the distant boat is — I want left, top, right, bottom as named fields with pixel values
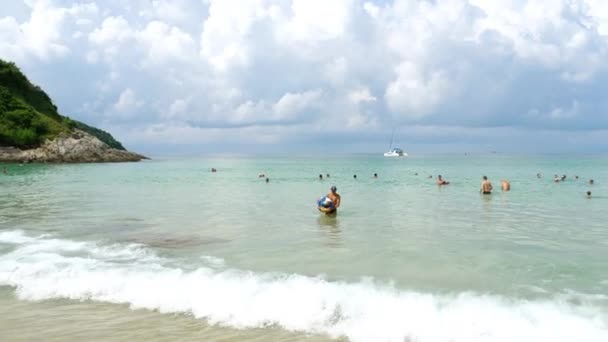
left=384, top=148, right=406, bottom=157
left=384, top=129, right=407, bottom=157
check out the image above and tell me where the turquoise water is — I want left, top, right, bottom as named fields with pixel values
left=0, top=154, right=607, bottom=341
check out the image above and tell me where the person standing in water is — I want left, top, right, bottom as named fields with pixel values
left=327, top=186, right=341, bottom=209
left=501, top=180, right=510, bottom=191
left=437, top=175, right=449, bottom=185
left=480, top=176, right=493, bottom=194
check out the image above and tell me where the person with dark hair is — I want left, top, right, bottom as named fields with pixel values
left=317, top=186, right=341, bottom=214
left=373, top=173, right=378, bottom=178
left=480, top=176, right=493, bottom=194
left=353, top=174, right=357, bottom=179
left=319, top=174, right=323, bottom=180
left=437, top=175, right=449, bottom=185
left=586, top=191, right=592, bottom=198
left=265, top=177, right=269, bottom=183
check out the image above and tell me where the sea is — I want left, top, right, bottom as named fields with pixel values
left=0, top=154, right=607, bottom=342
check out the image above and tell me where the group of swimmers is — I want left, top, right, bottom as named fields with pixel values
left=210, top=168, right=596, bottom=200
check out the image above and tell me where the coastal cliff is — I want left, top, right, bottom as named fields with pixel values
left=0, top=59, right=146, bottom=163
left=0, top=129, right=146, bottom=163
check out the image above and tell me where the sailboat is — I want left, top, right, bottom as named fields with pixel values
left=383, top=128, right=407, bottom=157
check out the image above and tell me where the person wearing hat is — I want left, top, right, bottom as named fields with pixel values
left=327, top=186, right=341, bottom=209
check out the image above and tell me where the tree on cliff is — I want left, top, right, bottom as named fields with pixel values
left=0, top=59, right=126, bottom=150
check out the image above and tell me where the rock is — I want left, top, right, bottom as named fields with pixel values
left=0, top=129, right=147, bottom=163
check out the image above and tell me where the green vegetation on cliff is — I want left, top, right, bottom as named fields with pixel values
left=0, top=59, right=126, bottom=150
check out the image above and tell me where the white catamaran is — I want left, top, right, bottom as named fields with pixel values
left=384, top=129, right=408, bottom=157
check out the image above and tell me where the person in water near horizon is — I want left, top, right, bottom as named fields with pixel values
left=437, top=175, right=449, bottom=185
left=373, top=173, right=378, bottom=178
left=319, top=174, right=323, bottom=180
left=265, top=177, right=269, bottom=183
left=587, top=191, right=592, bottom=198
left=480, top=176, right=493, bottom=194
left=353, top=174, right=357, bottom=179
left=590, top=179, right=595, bottom=185
left=554, top=175, right=560, bottom=183
left=501, top=180, right=510, bottom=191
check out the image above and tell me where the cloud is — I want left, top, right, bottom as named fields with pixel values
left=2, top=0, right=608, bottom=152
left=111, top=88, right=143, bottom=118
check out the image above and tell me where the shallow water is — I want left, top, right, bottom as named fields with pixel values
left=0, top=154, right=607, bottom=341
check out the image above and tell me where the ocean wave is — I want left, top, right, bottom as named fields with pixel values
left=0, top=230, right=606, bottom=342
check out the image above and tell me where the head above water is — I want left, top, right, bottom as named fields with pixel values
left=331, top=186, right=337, bottom=193
left=483, top=175, right=488, bottom=180
left=587, top=191, right=592, bottom=196
left=438, top=175, right=442, bottom=179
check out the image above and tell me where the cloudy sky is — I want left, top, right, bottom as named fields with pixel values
left=2, top=0, right=608, bottom=154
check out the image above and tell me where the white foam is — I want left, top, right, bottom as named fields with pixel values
left=0, top=231, right=606, bottom=342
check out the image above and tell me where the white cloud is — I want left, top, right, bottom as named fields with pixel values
left=3, top=0, right=608, bottom=151
left=284, top=0, right=353, bottom=42
left=385, top=62, right=449, bottom=119
left=112, top=88, right=143, bottom=117
left=349, top=87, right=376, bottom=104
left=273, top=90, right=322, bottom=120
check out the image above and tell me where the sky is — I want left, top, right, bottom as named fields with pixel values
left=1, top=0, right=608, bottom=154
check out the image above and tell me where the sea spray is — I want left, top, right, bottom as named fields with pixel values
left=1, top=231, right=607, bottom=342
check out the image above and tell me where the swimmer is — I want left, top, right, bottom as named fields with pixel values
left=258, top=173, right=266, bottom=178
left=590, top=179, right=594, bottom=185
left=561, top=175, right=567, bottom=181
left=437, top=175, right=449, bottom=185
left=326, top=174, right=330, bottom=178
left=554, top=175, right=560, bottom=183
left=501, top=179, right=510, bottom=191
left=319, top=174, right=323, bottom=180
left=537, top=173, right=542, bottom=179
left=586, top=191, right=592, bottom=198
left=480, top=176, right=493, bottom=194
left=353, top=174, right=357, bottom=179
left=265, top=177, right=269, bottom=183
left=575, top=175, right=579, bottom=180
left=211, top=168, right=217, bottom=173
left=373, top=173, right=378, bottom=178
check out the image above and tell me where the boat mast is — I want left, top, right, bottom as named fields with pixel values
left=388, top=128, right=395, bottom=151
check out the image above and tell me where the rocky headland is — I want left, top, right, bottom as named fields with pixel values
left=0, top=59, right=146, bottom=163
